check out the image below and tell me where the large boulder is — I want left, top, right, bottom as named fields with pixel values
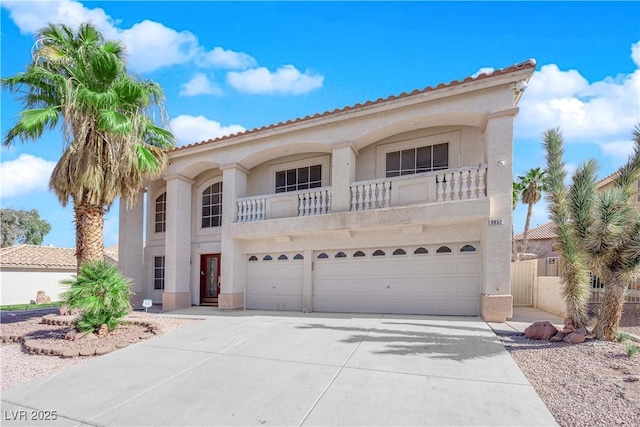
left=35, top=290, right=51, bottom=305
left=524, top=321, right=559, bottom=340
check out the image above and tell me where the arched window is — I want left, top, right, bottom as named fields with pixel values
left=293, top=254, right=304, bottom=260
left=317, top=253, right=329, bottom=259
left=353, top=251, right=366, bottom=257
left=372, top=249, right=386, bottom=257
left=335, top=251, right=347, bottom=258
left=414, top=247, right=428, bottom=255
left=436, top=246, right=452, bottom=254
left=155, top=192, right=166, bottom=233
left=278, top=254, right=288, bottom=261
left=202, top=182, right=223, bottom=228
left=460, top=245, right=477, bottom=253
left=249, top=255, right=258, bottom=261
left=393, top=249, right=406, bottom=256
left=263, top=255, right=273, bottom=261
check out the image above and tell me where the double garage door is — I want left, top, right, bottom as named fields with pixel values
left=247, top=244, right=480, bottom=315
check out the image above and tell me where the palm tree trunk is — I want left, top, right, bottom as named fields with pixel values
left=521, top=202, right=534, bottom=256
left=596, top=278, right=627, bottom=341
left=74, top=199, right=105, bottom=269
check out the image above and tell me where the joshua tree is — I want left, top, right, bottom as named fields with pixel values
left=543, top=129, right=591, bottom=329
left=544, top=126, right=640, bottom=340
left=2, top=23, right=174, bottom=266
left=517, top=168, right=548, bottom=255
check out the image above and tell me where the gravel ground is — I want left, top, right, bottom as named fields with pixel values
left=0, top=311, right=200, bottom=390
left=499, top=334, right=640, bottom=427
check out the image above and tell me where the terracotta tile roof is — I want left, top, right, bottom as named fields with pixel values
left=514, top=222, right=557, bottom=241
left=0, top=245, right=77, bottom=268
left=0, top=244, right=119, bottom=268
left=170, top=59, right=537, bottom=152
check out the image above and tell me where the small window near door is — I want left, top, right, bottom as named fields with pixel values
left=353, top=250, right=366, bottom=257
left=372, top=249, right=386, bottom=257
left=293, top=253, right=304, bottom=260
left=249, top=255, right=258, bottom=261
left=317, top=252, right=329, bottom=259
left=278, top=254, right=288, bottom=260
left=436, top=246, right=452, bottom=254
left=154, top=256, right=165, bottom=290
left=414, top=247, right=428, bottom=255
left=335, top=251, right=347, bottom=258
left=263, top=255, right=273, bottom=261
left=460, top=245, right=477, bottom=253
left=202, top=182, right=223, bottom=228
left=275, top=165, right=322, bottom=193
left=393, top=249, right=406, bottom=256
left=155, top=193, right=166, bottom=233
left=386, top=143, right=448, bottom=177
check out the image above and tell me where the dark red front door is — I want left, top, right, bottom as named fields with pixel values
left=200, top=254, right=221, bottom=305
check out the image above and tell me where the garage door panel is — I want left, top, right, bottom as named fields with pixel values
left=313, top=246, right=480, bottom=316
left=247, top=259, right=303, bottom=310
left=246, top=294, right=302, bottom=311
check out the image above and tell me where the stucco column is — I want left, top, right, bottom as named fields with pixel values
left=480, top=111, right=517, bottom=322
left=118, top=191, right=144, bottom=308
left=331, top=143, right=357, bottom=212
left=163, top=174, right=193, bottom=311
left=219, top=164, right=248, bottom=310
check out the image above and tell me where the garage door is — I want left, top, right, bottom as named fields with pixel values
left=313, top=244, right=480, bottom=315
left=246, top=252, right=304, bottom=310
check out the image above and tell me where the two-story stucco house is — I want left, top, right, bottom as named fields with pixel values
left=118, top=59, right=536, bottom=322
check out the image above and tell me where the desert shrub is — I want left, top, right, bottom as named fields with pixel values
left=617, top=332, right=631, bottom=343
left=626, top=343, right=640, bottom=357
left=61, top=261, right=133, bottom=333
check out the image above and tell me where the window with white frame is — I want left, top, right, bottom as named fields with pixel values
left=275, top=165, right=322, bottom=193
left=202, top=182, right=223, bottom=228
left=154, top=256, right=165, bottom=290
left=155, top=192, right=166, bottom=233
left=385, top=143, right=448, bottom=177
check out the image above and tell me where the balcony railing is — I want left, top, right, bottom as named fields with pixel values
left=237, top=187, right=331, bottom=223
left=350, top=164, right=487, bottom=211
left=235, top=164, right=487, bottom=222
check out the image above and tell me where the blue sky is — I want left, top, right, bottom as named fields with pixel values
left=1, top=1, right=639, bottom=249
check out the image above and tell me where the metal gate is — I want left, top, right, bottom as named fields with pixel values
left=511, top=259, right=537, bottom=306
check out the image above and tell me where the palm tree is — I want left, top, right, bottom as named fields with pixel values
left=545, top=126, right=640, bottom=340
left=2, top=23, right=174, bottom=266
left=517, top=168, right=548, bottom=255
left=512, top=181, right=524, bottom=261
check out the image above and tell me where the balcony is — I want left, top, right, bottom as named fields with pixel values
left=235, top=164, right=487, bottom=223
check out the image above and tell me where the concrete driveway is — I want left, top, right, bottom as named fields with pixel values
left=2, top=311, right=557, bottom=426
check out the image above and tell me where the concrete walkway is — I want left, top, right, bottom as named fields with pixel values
left=2, top=310, right=558, bottom=426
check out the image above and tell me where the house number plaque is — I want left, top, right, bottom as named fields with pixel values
left=488, top=219, right=504, bottom=226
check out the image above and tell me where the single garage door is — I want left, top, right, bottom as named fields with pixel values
left=313, top=244, right=480, bottom=315
left=246, top=252, right=304, bottom=310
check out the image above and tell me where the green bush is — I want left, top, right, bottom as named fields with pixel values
left=617, top=332, right=631, bottom=343
left=626, top=343, right=640, bottom=357
left=61, top=261, right=133, bottom=333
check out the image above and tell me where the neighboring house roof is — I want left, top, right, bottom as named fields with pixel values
left=0, top=245, right=76, bottom=268
left=0, top=244, right=119, bottom=268
left=104, top=244, right=118, bottom=263
left=596, top=171, right=619, bottom=189
left=170, top=59, right=537, bottom=152
left=514, top=222, right=557, bottom=241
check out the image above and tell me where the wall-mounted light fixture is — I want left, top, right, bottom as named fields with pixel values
left=497, top=160, right=506, bottom=167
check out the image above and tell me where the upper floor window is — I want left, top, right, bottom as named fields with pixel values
left=275, top=165, right=321, bottom=193
left=386, top=143, right=448, bottom=177
left=155, top=193, right=167, bottom=233
left=202, top=182, right=223, bottom=228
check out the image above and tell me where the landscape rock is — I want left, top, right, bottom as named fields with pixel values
left=95, top=345, right=115, bottom=356
left=562, top=318, right=576, bottom=334
left=61, top=349, right=79, bottom=358
left=525, top=321, right=559, bottom=340
left=97, top=324, right=108, bottom=337
left=64, top=330, right=76, bottom=340
left=35, top=290, right=51, bottom=305
left=59, top=305, right=69, bottom=316
left=563, top=332, right=586, bottom=344
left=79, top=347, right=95, bottom=357
left=550, top=332, right=566, bottom=342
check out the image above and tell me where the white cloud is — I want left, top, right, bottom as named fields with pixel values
left=169, top=115, right=246, bottom=146
left=180, top=73, right=222, bottom=97
left=596, top=140, right=636, bottom=162
left=196, top=47, right=257, bottom=69
left=0, top=154, right=56, bottom=198
left=632, top=41, right=640, bottom=68
left=516, top=42, right=640, bottom=146
left=472, top=67, right=494, bottom=78
left=227, top=65, right=324, bottom=95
